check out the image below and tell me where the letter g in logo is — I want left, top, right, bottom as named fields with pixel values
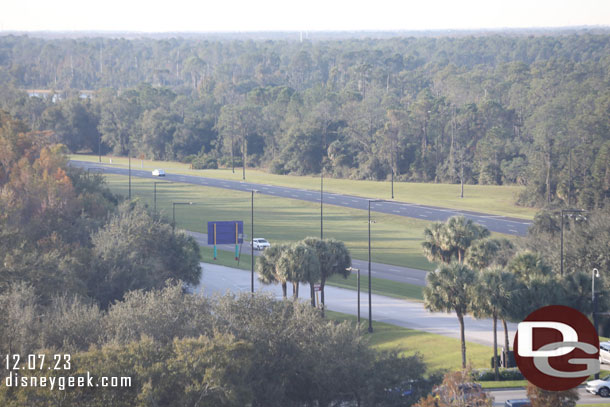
left=514, top=305, right=600, bottom=391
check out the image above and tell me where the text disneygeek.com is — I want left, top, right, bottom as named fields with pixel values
left=3, top=372, right=132, bottom=391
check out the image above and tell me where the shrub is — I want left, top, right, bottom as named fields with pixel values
left=474, top=368, right=524, bottom=381
left=191, top=155, right=218, bottom=169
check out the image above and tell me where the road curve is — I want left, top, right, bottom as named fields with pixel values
left=70, top=160, right=532, bottom=236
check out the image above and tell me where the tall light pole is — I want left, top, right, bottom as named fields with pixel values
left=98, top=134, right=102, bottom=163
left=346, top=267, right=360, bottom=323
left=153, top=181, right=170, bottom=213
left=251, top=190, right=258, bottom=293
left=128, top=152, right=132, bottom=200
left=593, top=267, right=601, bottom=379
left=560, top=209, right=586, bottom=276
left=320, top=167, right=323, bottom=239
left=172, top=202, right=193, bottom=234
left=368, top=199, right=384, bottom=333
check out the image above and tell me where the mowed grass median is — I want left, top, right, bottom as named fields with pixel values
left=103, top=173, right=435, bottom=271
left=73, top=154, right=535, bottom=219
left=326, top=311, right=492, bottom=372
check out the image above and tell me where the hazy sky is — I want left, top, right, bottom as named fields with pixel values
left=2, top=0, right=609, bottom=32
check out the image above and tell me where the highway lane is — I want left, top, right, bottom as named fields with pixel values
left=71, top=160, right=532, bottom=236
left=197, top=262, right=517, bottom=347
left=489, top=387, right=606, bottom=406
left=187, top=230, right=429, bottom=286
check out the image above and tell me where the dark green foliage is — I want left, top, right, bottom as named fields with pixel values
left=191, top=153, right=218, bottom=169
left=0, top=284, right=430, bottom=407
left=90, top=201, right=201, bottom=307
left=474, top=368, right=524, bottom=381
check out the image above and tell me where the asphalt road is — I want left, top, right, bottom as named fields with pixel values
left=197, top=262, right=518, bottom=347
left=489, top=387, right=607, bottom=406
left=70, top=160, right=532, bottom=236
left=187, top=230, right=429, bottom=286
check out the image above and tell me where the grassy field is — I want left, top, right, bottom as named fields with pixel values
left=326, top=272, right=424, bottom=301
left=73, top=154, right=535, bottom=219
left=326, top=310, right=492, bottom=372
left=103, top=173, right=436, bottom=270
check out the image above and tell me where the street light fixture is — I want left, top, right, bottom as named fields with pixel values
left=346, top=267, right=360, bottom=323
left=172, top=202, right=193, bottom=234
left=593, top=267, right=601, bottom=379
left=560, top=209, right=586, bottom=276
left=250, top=189, right=258, bottom=294
left=367, top=199, right=385, bottom=333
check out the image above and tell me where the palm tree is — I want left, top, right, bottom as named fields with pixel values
left=424, top=262, right=476, bottom=368
left=471, top=267, right=514, bottom=380
left=256, top=244, right=289, bottom=297
left=445, top=216, right=490, bottom=263
left=507, top=251, right=551, bottom=284
left=278, top=243, right=321, bottom=306
left=301, top=237, right=351, bottom=316
left=422, top=216, right=489, bottom=265
left=422, top=222, right=454, bottom=264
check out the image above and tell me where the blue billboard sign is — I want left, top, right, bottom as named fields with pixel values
left=207, top=221, right=244, bottom=260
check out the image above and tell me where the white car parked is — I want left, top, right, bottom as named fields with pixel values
left=251, top=238, right=271, bottom=251
left=152, top=169, right=166, bottom=176
left=586, top=374, right=610, bottom=397
left=600, top=341, right=610, bottom=364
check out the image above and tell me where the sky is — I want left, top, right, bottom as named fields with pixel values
left=2, top=0, right=609, bottom=33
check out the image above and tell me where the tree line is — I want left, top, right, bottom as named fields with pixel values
left=0, top=33, right=608, bottom=208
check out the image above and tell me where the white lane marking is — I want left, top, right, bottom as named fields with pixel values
left=393, top=210, right=400, bottom=213
left=342, top=202, right=350, bottom=205
left=388, top=268, right=400, bottom=272
left=510, top=229, right=518, bottom=233
left=421, top=214, right=428, bottom=218
left=291, top=194, right=298, bottom=198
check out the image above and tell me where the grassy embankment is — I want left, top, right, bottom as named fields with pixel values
left=326, top=310, right=491, bottom=372
left=72, top=154, right=535, bottom=220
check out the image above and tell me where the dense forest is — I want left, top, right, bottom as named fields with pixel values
left=0, top=32, right=609, bottom=207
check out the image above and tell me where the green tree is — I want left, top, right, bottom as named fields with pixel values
left=301, top=237, right=351, bottom=315
left=277, top=243, right=321, bottom=306
left=470, top=267, right=515, bottom=379
left=424, top=262, right=476, bottom=368
left=256, top=244, right=290, bottom=297
left=422, top=216, right=489, bottom=264
left=465, top=238, right=515, bottom=270
left=90, top=202, right=201, bottom=307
